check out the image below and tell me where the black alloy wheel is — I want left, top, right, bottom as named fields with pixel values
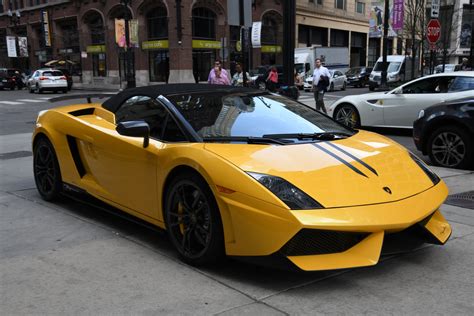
left=164, top=173, right=224, bottom=265
left=428, top=126, right=473, bottom=169
left=334, top=104, right=360, bottom=128
left=33, top=137, right=62, bottom=200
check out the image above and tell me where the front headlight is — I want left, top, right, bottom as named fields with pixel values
left=418, top=109, right=425, bottom=119
left=247, top=172, right=323, bottom=210
left=409, top=153, right=440, bottom=185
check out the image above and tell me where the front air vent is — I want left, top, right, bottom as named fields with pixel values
left=69, top=108, right=95, bottom=117
left=66, top=135, right=86, bottom=178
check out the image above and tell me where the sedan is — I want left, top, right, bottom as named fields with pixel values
left=328, top=72, right=474, bottom=128
left=33, top=84, right=451, bottom=271
left=414, top=97, right=474, bottom=169
left=27, top=69, right=68, bottom=94
left=304, top=70, right=347, bottom=92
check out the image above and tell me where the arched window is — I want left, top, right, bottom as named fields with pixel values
left=87, top=12, right=105, bottom=45
left=192, top=7, right=216, bottom=39
left=147, top=6, right=168, bottom=39
left=261, top=15, right=278, bottom=45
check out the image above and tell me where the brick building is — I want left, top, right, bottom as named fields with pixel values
left=0, top=0, right=283, bottom=88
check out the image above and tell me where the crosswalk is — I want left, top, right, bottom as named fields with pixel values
left=0, top=97, right=50, bottom=105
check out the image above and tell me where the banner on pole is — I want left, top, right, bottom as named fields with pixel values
left=392, top=0, right=404, bottom=31
left=6, top=36, right=17, bottom=57
left=251, top=22, right=262, bottom=48
left=41, top=11, right=51, bottom=47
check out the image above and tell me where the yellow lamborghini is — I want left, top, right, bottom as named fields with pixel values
left=32, top=84, right=451, bottom=271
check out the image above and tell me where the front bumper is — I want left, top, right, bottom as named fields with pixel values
left=39, top=81, right=68, bottom=90
left=223, top=181, right=451, bottom=271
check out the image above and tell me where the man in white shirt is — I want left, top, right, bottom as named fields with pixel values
left=312, top=58, right=331, bottom=114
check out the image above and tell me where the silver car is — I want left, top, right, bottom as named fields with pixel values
left=28, top=69, right=68, bottom=94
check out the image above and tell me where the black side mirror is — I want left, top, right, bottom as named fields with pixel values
left=116, top=120, right=150, bottom=148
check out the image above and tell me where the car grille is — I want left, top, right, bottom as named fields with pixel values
left=279, top=229, right=369, bottom=256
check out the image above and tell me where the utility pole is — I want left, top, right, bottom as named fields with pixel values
left=380, top=0, right=389, bottom=89
left=282, top=0, right=295, bottom=85
left=121, top=0, right=136, bottom=89
left=239, top=0, right=248, bottom=87
left=470, top=0, right=473, bottom=69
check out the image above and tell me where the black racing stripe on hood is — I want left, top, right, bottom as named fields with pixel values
left=326, top=142, right=378, bottom=176
left=312, top=143, right=368, bottom=178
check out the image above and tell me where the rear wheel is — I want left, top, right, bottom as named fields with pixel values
left=164, top=172, right=224, bottom=266
left=33, top=137, right=62, bottom=201
left=334, top=104, right=360, bottom=128
left=427, top=126, right=473, bottom=169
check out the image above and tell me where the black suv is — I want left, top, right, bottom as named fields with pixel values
left=345, top=67, right=372, bottom=88
left=413, top=97, right=474, bottom=170
left=0, top=68, right=24, bottom=90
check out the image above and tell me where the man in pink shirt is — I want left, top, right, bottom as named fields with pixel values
left=208, top=60, right=230, bottom=84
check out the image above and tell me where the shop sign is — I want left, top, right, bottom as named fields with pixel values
left=192, top=40, right=221, bottom=49
left=251, top=22, right=262, bottom=48
left=6, top=36, right=17, bottom=57
left=41, top=11, right=51, bottom=47
left=261, top=45, right=282, bottom=53
left=86, top=45, right=106, bottom=54
left=142, top=40, right=169, bottom=50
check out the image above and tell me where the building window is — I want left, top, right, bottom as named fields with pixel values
left=317, top=0, right=323, bottom=4
left=86, top=12, right=105, bottom=45
left=335, top=0, right=345, bottom=10
left=192, top=7, right=216, bottom=39
left=261, top=16, right=278, bottom=45
left=149, top=51, right=169, bottom=82
left=92, top=53, right=106, bottom=77
left=147, top=6, right=168, bottom=39
left=356, top=1, right=365, bottom=14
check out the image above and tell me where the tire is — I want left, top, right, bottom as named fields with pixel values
left=369, top=86, right=375, bottom=91
left=164, top=172, right=224, bottom=266
left=334, top=104, right=360, bottom=128
left=33, top=137, right=62, bottom=201
left=342, top=82, right=346, bottom=91
left=329, top=83, right=334, bottom=92
left=427, top=126, right=473, bottom=169
left=63, top=89, right=68, bottom=93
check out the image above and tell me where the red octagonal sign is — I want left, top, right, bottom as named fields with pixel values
left=427, top=19, right=441, bottom=43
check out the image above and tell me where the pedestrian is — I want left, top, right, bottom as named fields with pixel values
left=312, top=58, right=331, bottom=114
left=208, top=60, right=230, bottom=84
left=209, top=65, right=230, bottom=85
left=266, top=66, right=278, bottom=92
left=231, top=63, right=249, bottom=87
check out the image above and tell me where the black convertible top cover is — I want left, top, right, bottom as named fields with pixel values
left=102, top=83, right=259, bottom=113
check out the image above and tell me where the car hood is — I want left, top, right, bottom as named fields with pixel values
left=204, top=130, right=435, bottom=208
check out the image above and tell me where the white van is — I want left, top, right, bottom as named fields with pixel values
left=369, top=55, right=418, bottom=90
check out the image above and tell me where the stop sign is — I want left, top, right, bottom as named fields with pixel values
left=427, top=19, right=441, bottom=43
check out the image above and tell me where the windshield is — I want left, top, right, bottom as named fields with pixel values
left=373, top=61, right=401, bottom=73
left=166, top=92, right=354, bottom=140
left=346, top=68, right=362, bottom=75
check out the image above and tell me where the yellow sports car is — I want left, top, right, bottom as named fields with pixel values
left=33, top=84, right=451, bottom=271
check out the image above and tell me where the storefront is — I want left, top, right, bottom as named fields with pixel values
left=192, top=7, right=219, bottom=82
left=87, top=45, right=106, bottom=77
left=142, top=40, right=169, bottom=82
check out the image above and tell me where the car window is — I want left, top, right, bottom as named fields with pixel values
left=42, top=71, right=63, bottom=77
left=167, top=92, right=354, bottom=139
left=402, top=77, right=455, bottom=94
left=449, top=76, right=474, bottom=92
left=116, top=95, right=167, bottom=139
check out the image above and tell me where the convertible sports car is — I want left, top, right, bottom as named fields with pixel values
left=33, top=84, right=451, bottom=271
left=328, top=72, right=474, bottom=128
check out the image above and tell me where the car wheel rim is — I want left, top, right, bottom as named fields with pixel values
left=168, top=182, right=212, bottom=259
left=432, top=132, right=465, bottom=167
left=336, top=107, right=357, bottom=127
left=34, top=143, right=57, bottom=195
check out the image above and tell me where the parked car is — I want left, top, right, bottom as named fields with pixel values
left=328, top=72, right=474, bottom=128
left=27, top=69, right=68, bottom=94
left=368, top=55, right=418, bottom=91
left=434, top=64, right=457, bottom=73
left=304, top=69, right=347, bottom=92
left=346, top=67, right=373, bottom=87
left=55, top=68, right=73, bottom=90
left=0, top=68, right=24, bottom=90
left=33, top=84, right=451, bottom=271
left=413, top=97, right=474, bottom=170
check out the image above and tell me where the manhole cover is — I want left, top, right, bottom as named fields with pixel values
left=0, top=151, right=32, bottom=160
left=445, top=191, right=474, bottom=210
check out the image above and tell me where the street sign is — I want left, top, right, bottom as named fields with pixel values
left=431, top=0, right=440, bottom=18
left=427, top=19, right=441, bottom=45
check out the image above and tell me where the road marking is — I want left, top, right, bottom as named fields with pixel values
left=17, top=99, right=44, bottom=103
left=0, top=101, right=24, bottom=105
left=38, top=97, right=50, bottom=100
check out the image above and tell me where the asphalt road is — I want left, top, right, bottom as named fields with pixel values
left=1, top=86, right=473, bottom=314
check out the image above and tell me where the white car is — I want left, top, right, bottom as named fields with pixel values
left=434, top=64, right=457, bottom=73
left=304, top=70, right=347, bottom=92
left=328, top=72, right=474, bottom=128
left=27, top=69, right=68, bottom=94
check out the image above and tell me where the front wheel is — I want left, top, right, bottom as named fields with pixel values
left=427, top=126, right=473, bottom=169
left=334, top=104, right=360, bottom=128
left=164, top=172, right=224, bottom=266
left=33, top=137, right=62, bottom=201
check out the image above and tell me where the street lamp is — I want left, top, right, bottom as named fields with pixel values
left=120, top=0, right=136, bottom=89
left=379, top=0, right=389, bottom=90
